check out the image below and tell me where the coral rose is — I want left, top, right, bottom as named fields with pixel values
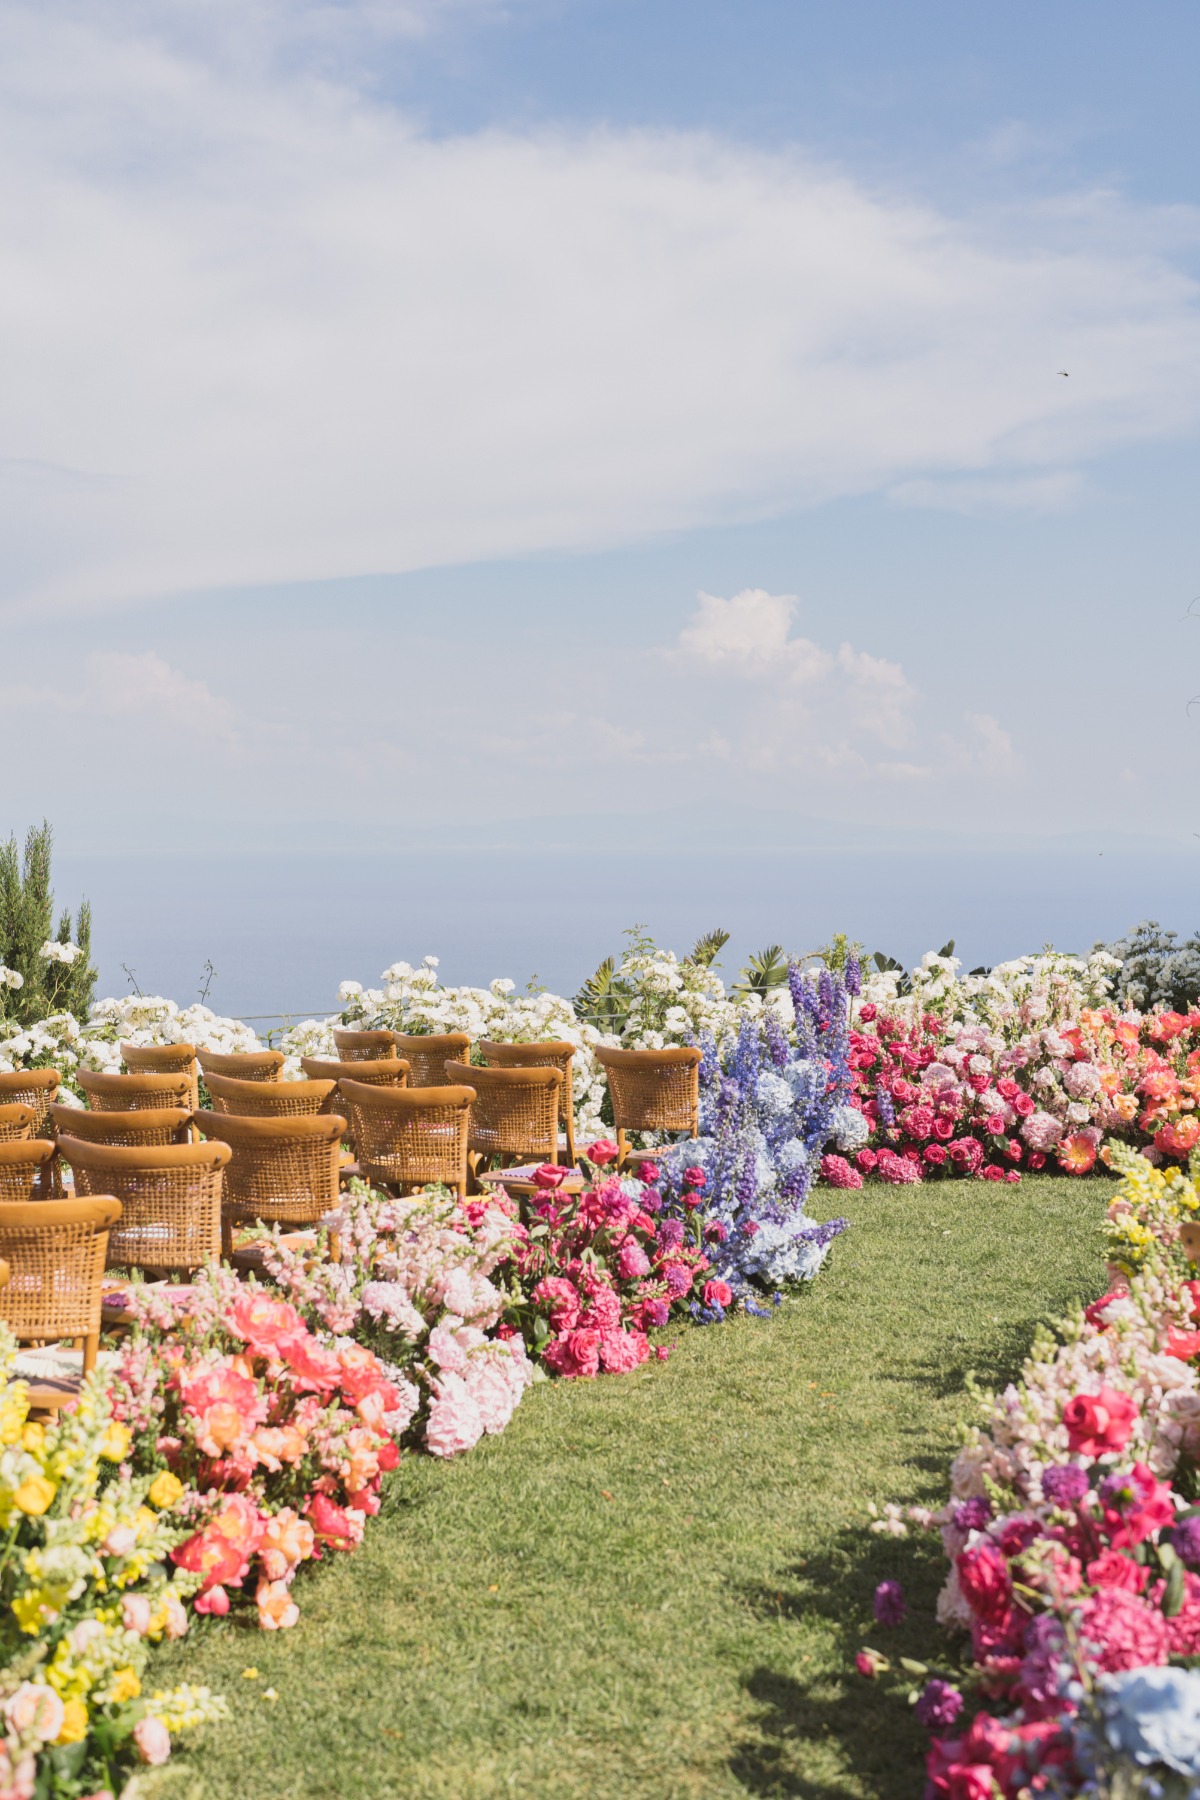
left=256, top=1578, right=300, bottom=1631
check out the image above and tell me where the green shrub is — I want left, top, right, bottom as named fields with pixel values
left=0, top=821, right=97, bottom=1026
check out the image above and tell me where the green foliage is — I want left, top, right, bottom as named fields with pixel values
left=870, top=940, right=955, bottom=998
left=733, top=943, right=789, bottom=998
left=153, top=1175, right=1112, bottom=1800
left=0, top=821, right=97, bottom=1026
left=687, top=927, right=730, bottom=969
left=573, top=953, right=629, bottom=1033
left=817, top=931, right=864, bottom=974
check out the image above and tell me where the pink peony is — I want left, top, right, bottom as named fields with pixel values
left=133, top=1717, right=172, bottom=1767
left=179, top=1360, right=267, bottom=1458
left=277, top=1329, right=343, bottom=1395
left=616, top=1240, right=652, bottom=1280
left=227, top=1291, right=303, bottom=1354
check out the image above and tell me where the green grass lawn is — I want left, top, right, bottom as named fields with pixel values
left=158, top=1176, right=1112, bottom=1800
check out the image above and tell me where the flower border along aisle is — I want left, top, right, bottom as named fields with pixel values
left=856, top=1145, right=1200, bottom=1793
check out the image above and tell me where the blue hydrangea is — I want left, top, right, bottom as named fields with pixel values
left=1101, top=1666, right=1200, bottom=1775
left=755, top=1071, right=793, bottom=1118
left=830, top=1104, right=869, bottom=1154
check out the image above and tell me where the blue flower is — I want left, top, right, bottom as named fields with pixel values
left=1101, top=1667, right=1200, bottom=1775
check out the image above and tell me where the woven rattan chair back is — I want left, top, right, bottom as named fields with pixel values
left=48, top=1103, right=191, bottom=1149
left=388, top=1033, right=472, bottom=1088
left=77, top=1071, right=193, bottom=1114
left=0, top=1140, right=55, bottom=1203
left=478, top=1040, right=576, bottom=1164
left=0, top=1070, right=60, bottom=1137
left=0, top=1104, right=35, bottom=1143
left=338, top=1080, right=474, bottom=1198
left=299, top=1058, right=410, bottom=1151
left=203, top=1071, right=336, bottom=1119
left=196, top=1049, right=285, bottom=1083
left=332, top=1028, right=400, bottom=1062
left=193, top=1110, right=344, bottom=1238
left=58, top=1136, right=229, bottom=1273
left=121, top=1042, right=200, bottom=1111
left=0, top=1197, right=121, bottom=1369
left=444, top=1061, right=560, bottom=1167
left=593, top=1046, right=702, bottom=1152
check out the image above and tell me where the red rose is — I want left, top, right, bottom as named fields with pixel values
left=947, top=1767, right=999, bottom=1800
left=1027, top=1151, right=1046, bottom=1170
left=637, top=1162, right=660, bottom=1186
left=932, top=1117, right=955, bottom=1141
left=982, top=1164, right=1004, bottom=1182
left=923, top=1144, right=947, bottom=1165
left=996, top=1078, right=1019, bottom=1101
left=702, top=1280, right=733, bottom=1309
left=859, top=1003, right=877, bottom=1022
left=1062, top=1386, right=1137, bottom=1457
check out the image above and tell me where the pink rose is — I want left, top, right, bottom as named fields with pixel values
left=946, top=1766, right=995, bottom=1800
left=598, top=1329, right=651, bottom=1373
left=932, top=1116, right=955, bottom=1141
left=587, top=1139, right=619, bottom=1166
left=530, top=1276, right=581, bottom=1331
left=702, top=1279, right=733, bottom=1309
left=1087, top=1550, right=1146, bottom=1593
left=1063, top=1387, right=1138, bottom=1457
left=543, top=1328, right=602, bottom=1379
left=923, top=1144, right=947, bottom=1166
left=982, top=1165, right=1004, bottom=1182
left=683, top=1167, right=707, bottom=1188
left=984, top=1114, right=1006, bottom=1136
left=133, top=1717, right=172, bottom=1767
left=956, top=1540, right=1012, bottom=1624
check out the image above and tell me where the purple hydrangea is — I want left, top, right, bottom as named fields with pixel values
left=1040, top=1463, right=1091, bottom=1507
left=953, top=1496, right=993, bottom=1533
left=914, top=1679, right=963, bottom=1734
left=657, top=1219, right=685, bottom=1250
left=872, top=1579, right=906, bottom=1627
left=1173, top=1515, right=1200, bottom=1567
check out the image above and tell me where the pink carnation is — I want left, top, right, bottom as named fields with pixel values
left=877, top=1152, right=922, bottom=1186
left=1077, top=1586, right=1171, bottom=1672
left=616, top=1240, right=652, bottom=1280
left=530, top=1276, right=581, bottom=1331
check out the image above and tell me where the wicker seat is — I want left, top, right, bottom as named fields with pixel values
left=387, top=1033, right=472, bottom=1088
left=593, top=1045, right=703, bottom=1163
left=443, top=1061, right=560, bottom=1173
left=0, top=1197, right=121, bottom=1408
left=203, top=1071, right=336, bottom=1118
left=332, top=1028, right=400, bottom=1062
left=479, top=1040, right=577, bottom=1165
left=196, top=1049, right=284, bottom=1083
left=58, top=1136, right=229, bottom=1273
left=77, top=1070, right=193, bottom=1113
left=194, top=1110, right=344, bottom=1247
left=48, top=1102, right=192, bottom=1148
left=121, top=1042, right=199, bottom=1111
left=0, top=1103, right=35, bottom=1143
left=0, top=1070, right=60, bottom=1136
left=338, top=1081, right=474, bottom=1199
left=0, top=1140, right=56, bottom=1203
left=300, top=1058, right=410, bottom=1151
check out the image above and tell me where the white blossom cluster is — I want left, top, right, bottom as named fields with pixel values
left=0, top=993, right=265, bottom=1088
left=0, top=966, right=24, bottom=991
left=38, top=939, right=83, bottom=965
left=857, top=946, right=1120, bottom=1042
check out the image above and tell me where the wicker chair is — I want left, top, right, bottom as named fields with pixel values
left=0, top=1103, right=35, bottom=1143
left=593, top=1045, right=703, bottom=1164
left=121, top=1042, right=200, bottom=1111
left=338, top=1081, right=473, bottom=1199
left=196, top=1049, right=285, bottom=1083
left=478, top=1040, right=577, bottom=1165
left=0, top=1070, right=60, bottom=1137
left=332, top=1028, right=400, bottom=1062
left=0, top=1140, right=55, bottom=1203
left=194, top=1111, right=345, bottom=1249
left=387, top=1033, right=472, bottom=1088
left=443, top=1061, right=560, bottom=1174
left=203, top=1071, right=335, bottom=1119
left=48, top=1103, right=192, bottom=1149
left=58, top=1135, right=229, bottom=1274
left=77, top=1070, right=193, bottom=1113
left=299, top=1058, right=410, bottom=1151
left=0, top=1197, right=122, bottom=1408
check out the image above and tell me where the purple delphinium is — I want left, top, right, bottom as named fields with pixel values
left=845, top=953, right=861, bottom=998
left=875, top=1082, right=895, bottom=1128
left=1040, top=1464, right=1091, bottom=1507
left=873, top=1580, right=906, bottom=1627
left=1173, top=1515, right=1200, bottom=1566
left=953, top=1496, right=992, bottom=1533
left=914, top=1679, right=963, bottom=1734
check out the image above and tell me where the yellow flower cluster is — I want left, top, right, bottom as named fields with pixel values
left=146, top=1682, right=230, bottom=1733
left=0, top=1327, right=227, bottom=1779
left=1105, top=1141, right=1200, bottom=1275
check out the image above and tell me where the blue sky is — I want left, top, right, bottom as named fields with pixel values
left=4, top=0, right=1200, bottom=1006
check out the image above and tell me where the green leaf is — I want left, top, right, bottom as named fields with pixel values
left=1164, top=1557, right=1185, bottom=1617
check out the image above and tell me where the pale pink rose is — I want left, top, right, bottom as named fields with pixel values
left=103, top=1525, right=137, bottom=1558
left=5, top=1682, right=64, bottom=1743
left=133, top=1717, right=172, bottom=1766
left=0, top=1745, right=36, bottom=1800
left=161, top=1589, right=189, bottom=1639
left=122, top=1594, right=152, bottom=1636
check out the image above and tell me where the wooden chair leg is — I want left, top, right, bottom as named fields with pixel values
left=83, top=1332, right=99, bottom=1376
left=617, top=1128, right=630, bottom=1169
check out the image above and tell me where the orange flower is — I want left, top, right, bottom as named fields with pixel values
left=256, top=1577, right=300, bottom=1631
left=1058, top=1133, right=1098, bottom=1174
left=259, top=1507, right=315, bottom=1580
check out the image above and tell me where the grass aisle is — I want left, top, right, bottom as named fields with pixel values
left=160, top=1176, right=1112, bottom=1800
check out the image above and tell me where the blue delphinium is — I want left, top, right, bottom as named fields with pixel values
left=659, top=964, right=852, bottom=1306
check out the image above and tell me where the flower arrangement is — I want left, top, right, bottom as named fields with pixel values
left=859, top=1233, right=1200, bottom=1790
left=0, top=1329, right=226, bottom=1797
left=107, top=1265, right=406, bottom=1629
left=259, top=1181, right=535, bottom=1457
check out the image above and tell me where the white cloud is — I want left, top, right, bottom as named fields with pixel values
left=889, top=470, right=1085, bottom=514
left=0, top=651, right=239, bottom=745
left=676, top=589, right=832, bottom=684
left=2, top=2, right=1200, bottom=612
